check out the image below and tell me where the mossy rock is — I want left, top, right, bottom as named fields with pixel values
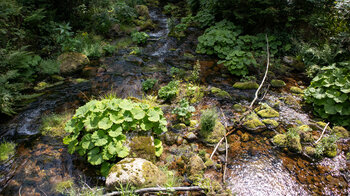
left=210, top=87, right=232, bottom=99
left=243, top=118, right=266, bottom=133
left=271, top=79, right=286, bottom=88
left=315, top=122, right=332, bottom=132
left=272, top=134, right=287, bottom=147
left=106, top=158, right=167, bottom=189
left=129, top=136, right=156, bottom=162
left=304, top=146, right=316, bottom=157
left=58, top=52, right=89, bottom=74
left=287, top=134, right=302, bottom=153
left=201, top=121, right=226, bottom=144
left=257, top=108, right=279, bottom=118
left=296, top=125, right=313, bottom=142
left=135, top=5, right=150, bottom=19
left=262, top=119, right=279, bottom=129
left=0, top=142, right=16, bottom=162
left=190, top=120, right=198, bottom=127
left=284, top=95, right=299, bottom=106
left=296, top=125, right=312, bottom=132
left=290, top=86, right=304, bottom=94
left=233, top=104, right=246, bottom=112
left=188, top=155, right=206, bottom=181
left=332, top=126, right=349, bottom=138
left=324, top=145, right=337, bottom=158
left=55, top=180, right=74, bottom=193
left=173, top=123, right=187, bottom=131
left=233, top=81, right=259, bottom=90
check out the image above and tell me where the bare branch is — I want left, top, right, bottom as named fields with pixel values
left=315, top=122, right=330, bottom=144
left=103, top=186, right=204, bottom=196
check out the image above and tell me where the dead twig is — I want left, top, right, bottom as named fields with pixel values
left=219, top=109, right=229, bottom=183
left=103, top=186, right=204, bottom=196
left=315, top=122, right=330, bottom=144
left=250, top=34, right=270, bottom=108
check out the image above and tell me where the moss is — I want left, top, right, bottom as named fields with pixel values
left=304, top=146, right=316, bottom=157
left=284, top=95, right=299, bottom=106
left=115, top=37, right=133, bottom=50
left=257, top=108, right=279, bottom=118
left=74, top=78, right=88, bottom=83
left=34, top=81, right=64, bottom=91
left=297, top=125, right=312, bottom=132
left=262, top=119, right=279, bottom=128
left=210, top=87, right=232, bottom=99
left=188, top=155, right=206, bottom=181
left=0, top=141, right=16, bottom=162
left=135, top=5, right=150, bottom=19
left=201, top=120, right=226, bottom=144
left=243, top=118, right=265, bottom=132
left=173, top=123, right=187, bottom=130
left=129, top=136, right=156, bottom=162
left=272, top=134, right=287, bottom=147
left=316, top=121, right=332, bottom=131
left=233, top=81, right=259, bottom=90
left=204, top=159, right=214, bottom=167
left=233, top=104, right=246, bottom=112
left=184, top=52, right=195, bottom=59
left=286, top=130, right=302, bottom=153
left=271, top=79, right=286, bottom=88
left=141, top=161, right=167, bottom=187
left=41, top=112, right=72, bottom=137
left=51, top=75, right=65, bottom=81
left=290, top=86, right=304, bottom=94
left=190, top=120, right=198, bottom=127
left=324, top=146, right=337, bottom=158
left=55, top=180, right=74, bottom=193
left=332, top=126, right=349, bottom=138
left=241, top=133, right=250, bottom=142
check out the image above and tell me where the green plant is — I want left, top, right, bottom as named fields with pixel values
left=305, top=64, right=350, bottom=126
left=38, top=59, right=60, bottom=75
left=190, top=60, right=201, bottom=82
left=315, top=135, right=338, bottom=158
left=200, top=108, right=218, bottom=134
left=41, top=112, right=72, bottom=137
left=0, top=141, right=16, bottom=162
left=172, top=98, right=195, bottom=124
left=218, top=50, right=257, bottom=76
left=170, top=67, right=186, bottom=80
left=158, top=81, right=179, bottom=101
left=63, top=98, right=168, bottom=176
left=142, top=79, right=157, bottom=92
left=131, top=32, right=149, bottom=45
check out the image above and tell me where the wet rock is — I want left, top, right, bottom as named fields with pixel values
left=125, top=55, right=144, bottom=66
left=210, top=87, right=232, bottom=99
left=163, top=131, right=178, bottom=145
left=233, top=81, right=259, bottom=90
left=332, top=126, right=349, bottom=138
left=272, top=134, right=287, bottom=147
left=82, top=66, right=98, bottom=77
left=271, top=79, right=286, bottom=88
left=296, top=125, right=314, bottom=142
left=176, top=136, right=184, bottom=145
left=106, top=158, right=166, bottom=189
left=173, top=123, right=187, bottom=131
left=243, top=112, right=266, bottom=132
left=290, top=86, right=304, bottom=94
left=200, top=121, right=226, bottom=144
left=284, top=95, right=299, bottom=106
left=58, top=52, right=89, bottom=74
left=315, top=121, right=332, bottom=132
left=241, top=132, right=250, bottom=142
left=233, top=104, right=246, bottom=112
left=283, top=56, right=295, bottom=65
left=129, top=136, right=156, bottom=162
left=185, top=132, right=197, bottom=140
left=262, top=119, right=279, bottom=128
left=324, top=145, right=337, bottom=158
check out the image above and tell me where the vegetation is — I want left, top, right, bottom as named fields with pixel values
left=41, top=112, right=72, bottom=137
left=200, top=109, right=218, bottom=134
left=142, top=79, right=158, bottom=92
left=0, top=141, right=16, bottom=162
left=172, top=98, right=195, bottom=124
left=131, top=32, right=149, bottom=45
left=158, top=81, right=179, bottom=101
left=63, top=98, right=167, bottom=176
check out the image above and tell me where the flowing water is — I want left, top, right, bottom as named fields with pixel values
left=0, top=7, right=349, bottom=196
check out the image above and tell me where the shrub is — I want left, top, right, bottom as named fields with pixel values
left=172, top=98, right=195, bottom=124
left=305, top=64, right=350, bottom=126
left=200, top=108, right=218, bottom=134
left=158, top=81, right=179, bottom=101
left=131, top=32, right=149, bottom=45
left=0, top=141, right=16, bottom=162
left=38, top=59, right=60, bottom=75
left=63, top=98, right=168, bottom=176
left=142, top=79, right=157, bottom=92
left=218, top=50, right=257, bottom=76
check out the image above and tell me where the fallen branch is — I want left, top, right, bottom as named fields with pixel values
left=219, top=109, right=229, bottom=182
left=103, top=186, right=204, bottom=196
left=249, top=34, right=270, bottom=108
left=315, top=122, right=330, bottom=144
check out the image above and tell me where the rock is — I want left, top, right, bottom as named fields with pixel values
left=204, top=159, right=214, bottom=167
left=304, top=146, right=316, bottom=157
left=233, top=81, right=259, bottom=90
left=284, top=95, right=299, bottom=106
left=82, top=66, right=98, bottom=77
left=283, top=56, right=295, bottom=65
left=188, top=155, right=206, bottom=181
left=173, top=123, right=187, bottom=131
left=324, top=145, right=337, bottom=158
left=241, top=133, right=250, bottom=142
left=163, top=131, right=178, bottom=145
left=272, top=134, right=287, bottom=147
left=332, top=126, right=349, bottom=138
left=290, top=86, right=304, bottom=94
left=262, top=119, right=279, bottom=129
left=315, top=121, right=332, bottom=132
left=135, top=5, right=150, bottom=19
left=201, top=121, right=226, bottom=144
left=58, top=52, right=89, bottom=74
left=125, top=55, right=144, bottom=66
left=210, top=87, right=232, bottom=99
left=185, top=132, right=197, bottom=140
left=233, top=103, right=246, bottom=112
left=243, top=112, right=266, bottom=132
left=190, top=120, right=198, bottom=127
left=257, top=108, right=279, bottom=118
left=106, top=158, right=166, bottom=189
left=271, top=79, right=286, bottom=88
left=287, top=133, right=302, bottom=153
left=129, top=136, right=156, bottom=162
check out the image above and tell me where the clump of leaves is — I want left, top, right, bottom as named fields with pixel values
left=200, top=108, right=218, bottom=134
left=142, top=79, right=157, bottom=92
left=158, top=81, right=179, bottom=101
left=315, top=135, right=338, bottom=158
left=0, top=141, right=16, bottom=162
left=63, top=98, right=168, bottom=176
left=172, top=98, right=195, bottom=124
left=131, top=31, right=149, bottom=45
left=218, top=50, right=257, bottom=76
left=305, top=64, right=350, bottom=126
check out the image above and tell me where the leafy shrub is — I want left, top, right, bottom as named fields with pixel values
left=170, top=67, right=186, bottom=79
left=142, top=79, right=158, bottom=92
left=200, top=108, right=218, bottom=134
left=63, top=98, right=168, bottom=176
left=315, top=135, right=338, bottom=158
left=38, top=59, right=60, bottom=75
left=172, top=99, right=195, bottom=124
left=195, top=10, right=215, bottom=28
left=218, top=50, right=257, bottom=76
left=305, top=64, right=350, bottom=126
left=131, top=32, right=149, bottom=45
left=158, top=81, right=179, bottom=101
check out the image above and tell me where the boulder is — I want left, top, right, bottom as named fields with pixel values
left=290, top=86, right=304, bottom=94
left=210, top=87, right=232, bottom=99
left=106, top=158, right=166, bottom=189
left=58, top=52, right=89, bottom=74
left=243, top=112, right=266, bottom=132
left=188, top=155, right=206, bottom=181
left=272, top=134, right=287, bottom=147
left=129, top=136, right=156, bottom=162
left=262, top=119, right=279, bottom=129
left=201, top=121, right=226, bottom=144
left=233, top=81, right=259, bottom=90
left=332, top=126, right=349, bottom=138
left=271, top=79, right=286, bottom=88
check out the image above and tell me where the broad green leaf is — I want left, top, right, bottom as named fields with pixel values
left=119, top=99, right=133, bottom=110
left=148, top=109, right=160, bottom=122
left=94, top=136, right=108, bottom=146
left=101, top=162, right=111, bottom=177
left=131, top=107, right=145, bottom=120
left=155, top=146, right=163, bottom=157
left=88, top=153, right=103, bottom=165
left=108, top=125, right=123, bottom=137
left=109, top=111, right=124, bottom=124
left=154, top=139, right=162, bottom=148
left=117, top=146, right=129, bottom=158
left=98, top=117, right=113, bottom=130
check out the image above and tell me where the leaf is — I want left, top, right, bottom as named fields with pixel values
left=117, top=146, right=130, bottom=158
left=109, top=111, right=124, bottom=124
left=88, top=152, right=103, bottom=165
left=101, top=162, right=111, bottom=177
left=148, top=109, right=160, bottom=122
left=131, top=107, right=145, bottom=120
left=108, top=125, right=123, bottom=137
left=81, top=134, right=94, bottom=150
left=94, top=135, right=109, bottom=146
left=98, top=117, right=113, bottom=130
left=154, top=139, right=162, bottom=148
left=155, top=145, right=163, bottom=157
left=119, top=99, right=133, bottom=111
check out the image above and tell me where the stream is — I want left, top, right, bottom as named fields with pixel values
left=0, top=7, right=349, bottom=196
